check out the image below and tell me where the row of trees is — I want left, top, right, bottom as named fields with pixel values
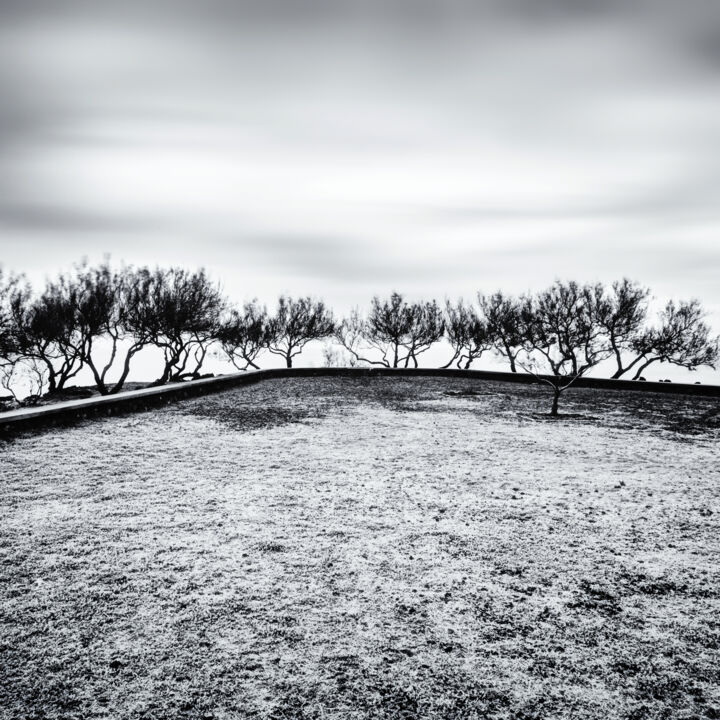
left=1, top=263, right=718, bottom=414
left=334, top=282, right=718, bottom=413
left=0, top=263, right=336, bottom=401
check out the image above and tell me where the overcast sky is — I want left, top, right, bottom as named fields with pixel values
left=1, top=0, right=719, bottom=331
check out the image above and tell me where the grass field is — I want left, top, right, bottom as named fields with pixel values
left=1, top=376, right=719, bottom=720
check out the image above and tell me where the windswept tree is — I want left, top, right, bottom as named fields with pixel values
left=0, top=268, right=18, bottom=366
left=336, top=293, right=444, bottom=368
left=0, top=269, right=19, bottom=396
left=519, top=281, right=611, bottom=416
left=217, top=301, right=273, bottom=370
left=442, top=300, right=493, bottom=369
left=593, top=278, right=652, bottom=378
left=479, top=291, right=526, bottom=372
left=623, top=300, right=718, bottom=380
left=6, top=276, right=83, bottom=395
left=0, top=269, right=52, bottom=403
left=142, top=267, right=226, bottom=384
left=268, top=296, right=334, bottom=368
left=69, top=262, right=157, bottom=395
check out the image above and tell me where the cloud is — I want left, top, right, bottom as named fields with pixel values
left=0, top=0, right=719, bottom=343
left=0, top=202, right=154, bottom=233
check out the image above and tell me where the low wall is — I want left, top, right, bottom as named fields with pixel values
left=1, top=367, right=718, bottom=436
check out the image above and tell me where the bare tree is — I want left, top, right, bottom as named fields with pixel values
left=6, top=276, right=83, bottom=395
left=0, top=267, right=17, bottom=368
left=519, top=281, right=611, bottom=415
left=593, top=278, right=652, bottom=378
left=140, top=267, right=226, bottom=384
left=401, top=298, right=445, bottom=367
left=479, top=291, right=526, bottom=372
left=267, top=296, right=334, bottom=368
left=217, top=301, right=273, bottom=370
left=624, top=300, right=718, bottom=380
left=442, top=300, right=493, bottom=369
left=335, top=309, right=385, bottom=366
left=68, top=263, right=149, bottom=395
left=0, top=268, right=21, bottom=401
left=321, top=342, right=356, bottom=368
left=336, top=293, right=444, bottom=368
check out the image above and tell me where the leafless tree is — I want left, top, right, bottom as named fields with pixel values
left=0, top=269, right=21, bottom=401
left=217, top=301, right=273, bottom=370
left=624, top=300, right=718, bottom=380
left=0, top=268, right=17, bottom=368
left=267, top=296, right=334, bottom=368
left=321, top=342, right=356, bottom=368
left=518, top=281, right=611, bottom=415
left=139, top=267, right=226, bottom=384
left=479, top=291, right=527, bottom=372
left=593, top=278, right=652, bottom=378
left=67, top=262, right=152, bottom=395
left=6, top=276, right=83, bottom=395
left=336, top=293, right=444, bottom=368
left=442, top=300, right=493, bottom=369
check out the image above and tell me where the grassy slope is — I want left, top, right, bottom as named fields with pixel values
left=1, top=377, right=719, bottom=720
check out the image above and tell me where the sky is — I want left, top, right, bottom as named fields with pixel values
left=1, top=0, right=719, bottom=379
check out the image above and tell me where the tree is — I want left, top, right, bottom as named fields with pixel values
left=593, top=278, right=652, bottom=378
left=479, top=291, right=526, bottom=372
left=68, top=262, right=154, bottom=395
left=0, top=268, right=17, bottom=365
left=0, top=269, right=51, bottom=404
left=141, top=267, right=226, bottom=384
left=6, top=276, right=83, bottom=395
left=625, top=300, right=718, bottom=380
left=442, top=300, right=493, bottom=369
left=0, top=269, right=20, bottom=399
left=518, top=281, right=611, bottom=416
left=268, top=296, right=334, bottom=368
left=217, top=301, right=273, bottom=370
left=336, top=293, right=444, bottom=368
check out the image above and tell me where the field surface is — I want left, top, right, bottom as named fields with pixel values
left=1, top=376, right=719, bottom=720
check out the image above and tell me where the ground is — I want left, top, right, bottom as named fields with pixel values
left=1, top=376, right=719, bottom=720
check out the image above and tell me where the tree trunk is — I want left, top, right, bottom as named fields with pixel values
left=109, top=347, right=139, bottom=394
left=286, top=355, right=292, bottom=368
left=612, top=354, right=645, bottom=379
left=550, top=387, right=560, bottom=416
left=632, top=357, right=658, bottom=380
left=440, top=350, right=460, bottom=369
left=43, top=359, right=57, bottom=394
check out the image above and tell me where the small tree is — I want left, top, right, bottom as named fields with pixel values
left=442, top=300, right=493, bottom=369
left=479, top=291, right=526, bottom=372
left=0, top=269, right=21, bottom=400
left=519, top=281, right=610, bottom=416
left=70, top=263, right=138, bottom=395
left=625, top=300, right=718, bottom=380
left=336, top=293, right=444, bottom=368
left=217, top=301, right=273, bottom=370
left=0, top=268, right=17, bottom=366
left=141, top=267, right=226, bottom=384
left=267, top=296, right=334, bottom=368
left=7, top=277, right=83, bottom=395
left=593, top=278, right=652, bottom=378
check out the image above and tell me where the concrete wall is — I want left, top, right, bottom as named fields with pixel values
left=1, top=367, right=718, bottom=436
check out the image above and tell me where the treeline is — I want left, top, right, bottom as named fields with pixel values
left=1, top=262, right=718, bottom=413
